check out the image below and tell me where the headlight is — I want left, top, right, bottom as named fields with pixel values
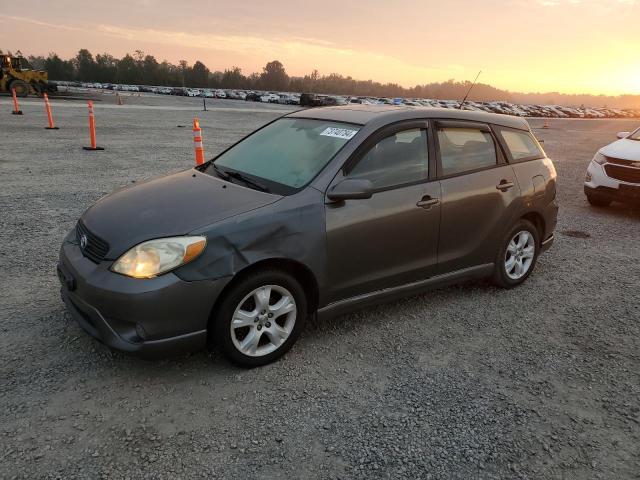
left=111, top=236, right=206, bottom=279
left=593, top=152, right=608, bottom=165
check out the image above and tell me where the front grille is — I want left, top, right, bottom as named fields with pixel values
left=606, top=156, right=639, bottom=167
left=604, top=164, right=640, bottom=184
left=76, top=220, right=110, bottom=263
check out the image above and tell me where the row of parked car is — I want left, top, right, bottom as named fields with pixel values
left=54, top=81, right=639, bottom=119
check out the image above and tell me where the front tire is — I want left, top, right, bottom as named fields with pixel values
left=8, top=79, right=30, bottom=97
left=492, top=219, right=539, bottom=289
left=212, top=270, right=307, bottom=367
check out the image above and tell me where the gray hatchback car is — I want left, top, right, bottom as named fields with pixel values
left=58, top=106, right=558, bottom=366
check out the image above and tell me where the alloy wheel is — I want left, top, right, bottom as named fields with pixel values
left=504, top=230, right=536, bottom=280
left=230, top=285, right=297, bottom=357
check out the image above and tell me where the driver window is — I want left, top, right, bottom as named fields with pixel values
left=347, top=128, right=428, bottom=189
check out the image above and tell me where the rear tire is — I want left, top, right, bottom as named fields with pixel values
left=586, top=194, right=611, bottom=208
left=492, top=219, right=540, bottom=289
left=211, top=270, right=307, bottom=367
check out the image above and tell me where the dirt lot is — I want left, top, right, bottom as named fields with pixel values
left=1, top=94, right=639, bottom=480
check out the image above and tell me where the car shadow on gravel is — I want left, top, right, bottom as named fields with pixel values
left=584, top=203, right=640, bottom=220
left=303, top=278, right=496, bottom=339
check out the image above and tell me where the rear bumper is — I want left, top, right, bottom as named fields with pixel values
left=58, top=232, right=230, bottom=358
left=540, top=198, right=558, bottom=253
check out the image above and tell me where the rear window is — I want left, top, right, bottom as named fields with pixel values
left=498, top=128, right=544, bottom=161
left=437, top=127, right=497, bottom=176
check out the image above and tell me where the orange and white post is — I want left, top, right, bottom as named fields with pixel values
left=11, top=88, right=23, bottom=115
left=193, top=117, right=205, bottom=165
left=83, top=101, right=104, bottom=151
left=43, top=93, right=59, bottom=129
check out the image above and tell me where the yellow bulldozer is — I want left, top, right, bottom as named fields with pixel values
left=0, top=54, right=56, bottom=97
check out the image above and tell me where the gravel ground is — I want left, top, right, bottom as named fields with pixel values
left=1, top=95, right=639, bottom=480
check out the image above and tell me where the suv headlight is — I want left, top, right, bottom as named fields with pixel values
left=112, top=236, right=206, bottom=279
left=593, top=152, right=608, bottom=165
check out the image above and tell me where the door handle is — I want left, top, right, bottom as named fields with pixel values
left=496, top=180, right=515, bottom=192
left=417, top=196, right=439, bottom=209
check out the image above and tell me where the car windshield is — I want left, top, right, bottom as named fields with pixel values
left=629, top=128, right=640, bottom=141
left=210, top=118, right=360, bottom=192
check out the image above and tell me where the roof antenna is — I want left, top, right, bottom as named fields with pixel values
left=458, top=70, right=482, bottom=110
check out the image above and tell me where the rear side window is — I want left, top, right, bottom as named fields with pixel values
left=498, top=128, right=544, bottom=161
left=348, top=128, right=428, bottom=189
left=437, top=127, right=497, bottom=176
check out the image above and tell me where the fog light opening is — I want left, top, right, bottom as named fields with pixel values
left=135, top=323, right=148, bottom=342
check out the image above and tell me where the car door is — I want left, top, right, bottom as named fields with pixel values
left=434, top=120, right=521, bottom=273
left=324, top=121, right=441, bottom=304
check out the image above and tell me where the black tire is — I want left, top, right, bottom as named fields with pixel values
left=8, top=79, right=30, bottom=97
left=34, top=82, right=48, bottom=96
left=586, top=194, right=611, bottom=208
left=492, top=219, right=540, bottom=289
left=211, top=269, right=307, bottom=367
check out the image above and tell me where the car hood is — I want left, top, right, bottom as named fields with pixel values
left=600, top=138, right=640, bottom=161
left=81, top=169, right=281, bottom=259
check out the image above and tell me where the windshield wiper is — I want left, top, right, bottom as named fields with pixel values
left=212, top=164, right=270, bottom=193
left=211, top=164, right=231, bottom=180
left=225, top=170, right=271, bottom=193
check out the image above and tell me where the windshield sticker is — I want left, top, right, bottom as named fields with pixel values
left=320, top=127, right=358, bottom=140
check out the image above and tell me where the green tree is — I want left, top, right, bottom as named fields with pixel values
left=141, top=55, right=159, bottom=85
left=116, top=54, right=138, bottom=84
left=188, top=60, right=210, bottom=87
left=260, top=60, right=289, bottom=91
left=44, top=53, right=74, bottom=80
left=221, top=66, right=245, bottom=89
left=95, top=53, right=118, bottom=83
left=74, top=49, right=96, bottom=82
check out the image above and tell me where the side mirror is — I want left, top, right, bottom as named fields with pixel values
left=327, top=178, right=374, bottom=201
left=617, top=132, right=630, bottom=139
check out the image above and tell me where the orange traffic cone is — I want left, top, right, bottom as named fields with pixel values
left=11, top=88, right=23, bottom=115
left=83, top=101, right=104, bottom=151
left=193, top=118, right=205, bottom=166
left=116, top=93, right=123, bottom=105
left=542, top=119, right=550, bottom=129
left=43, top=93, right=59, bottom=130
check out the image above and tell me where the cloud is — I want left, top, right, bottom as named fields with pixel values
left=537, top=0, right=637, bottom=5
left=0, top=13, right=465, bottom=84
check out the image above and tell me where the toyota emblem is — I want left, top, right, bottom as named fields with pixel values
left=80, top=234, right=88, bottom=249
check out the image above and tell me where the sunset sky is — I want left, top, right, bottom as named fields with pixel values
left=2, top=0, right=638, bottom=95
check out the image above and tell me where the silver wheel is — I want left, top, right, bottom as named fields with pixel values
left=504, top=230, right=536, bottom=280
left=230, top=285, right=297, bottom=357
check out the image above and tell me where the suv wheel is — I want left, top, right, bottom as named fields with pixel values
left=212, top=270, right=307, bottom=367
left=586, top=194, right=611, bottom=208
left=493, top=219, right=539, bottom=289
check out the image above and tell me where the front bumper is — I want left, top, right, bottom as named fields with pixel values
left=58, top=232, right=230, bottom=358
left=584, top=184, right=640, bottom=205
left=584, top=161, right=640, bottom=205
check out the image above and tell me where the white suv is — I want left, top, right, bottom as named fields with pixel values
left=584, top=127, right=640, bottom=207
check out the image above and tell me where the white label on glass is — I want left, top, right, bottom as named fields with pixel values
left=320, top=127, right=358, bottom=140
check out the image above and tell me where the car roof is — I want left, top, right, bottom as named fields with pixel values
left=287, top=105, right=531, bottom=131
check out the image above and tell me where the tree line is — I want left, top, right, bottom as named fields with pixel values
left=5, top=48, right=640, bottom=108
